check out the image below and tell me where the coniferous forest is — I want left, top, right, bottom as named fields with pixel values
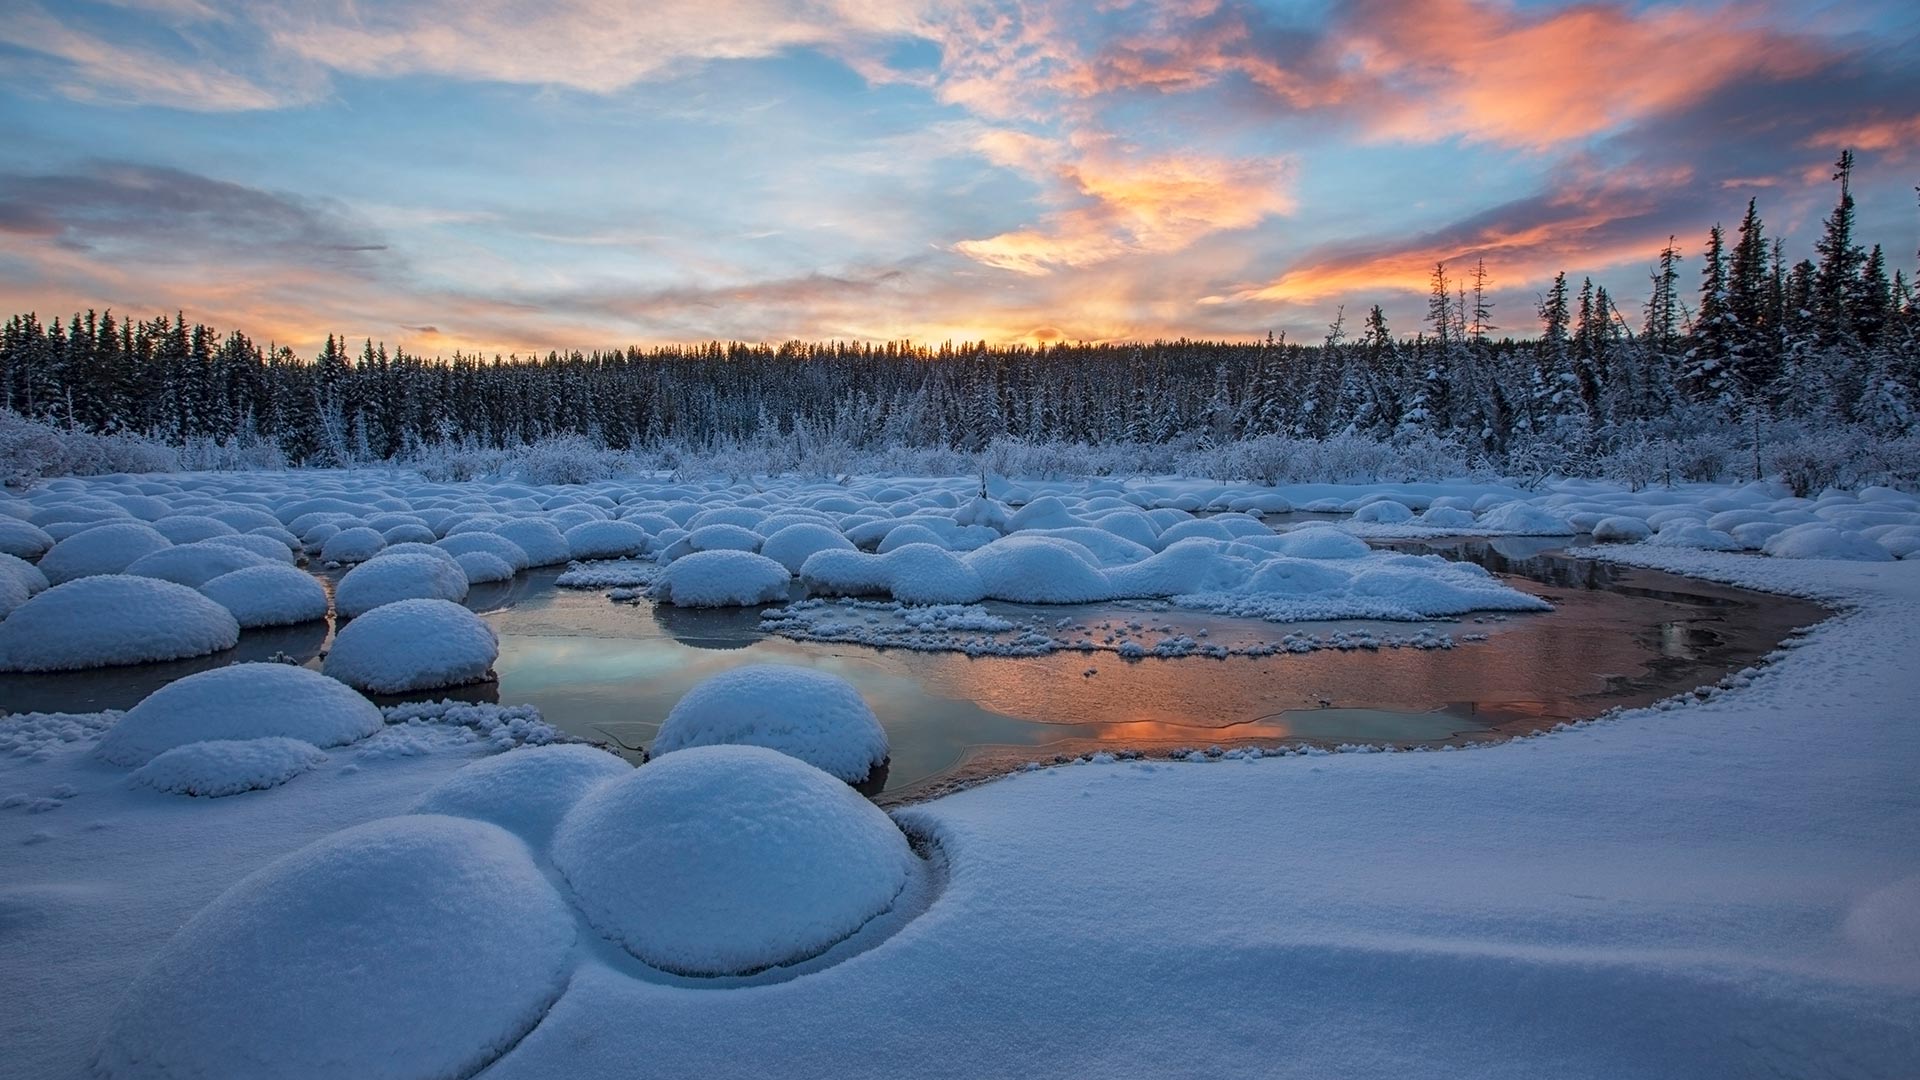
left=3, top=153, right=1915, bottom=488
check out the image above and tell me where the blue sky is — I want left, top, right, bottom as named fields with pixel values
left=0, top=0, right=1915, bottom=355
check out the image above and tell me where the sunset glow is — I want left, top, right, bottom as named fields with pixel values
left=1, top=0, right=1914, bottom=354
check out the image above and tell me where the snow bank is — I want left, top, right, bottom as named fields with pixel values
left=651, top=550, right=791, bottom=607
left=37, top=522, right=173, bottom=584
left=324, top=598, right=499, bottom=693
left=196, top=563, right=330, bottom=628
left=95, top=663, right=385, bottom=766
left=551, top=745, right=914, bottom=976
left=654, top=665, right=889, bottom=783
left=411, top=744, right=631, bottom=848
left=0, top=575, right=238, bottom=671
left=93, top=815, right=575, bottom=1080
left=334, top=552, right=470, bottom=619
left=126, top=737, right=329, bottom=797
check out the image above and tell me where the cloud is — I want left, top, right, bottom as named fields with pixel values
left=954, top=132, right=1295, bottom=274
left=0, top=4, right=301, bottom=110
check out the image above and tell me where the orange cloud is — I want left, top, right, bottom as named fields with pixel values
left=1803, top=113, right=1920, bottom=157
left=956, top=134, right=1294, bottom=274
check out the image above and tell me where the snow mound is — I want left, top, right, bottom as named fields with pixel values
left=0, top=517, right=54, bottom=559
left=455, top=550, right=516, bottom=584
left=150, top=515, right=237, bottom=544
left=127, top=737, right=329, bottom=797
left=0, top=551, right=50, bottom=597
left=654, top=665, right=889, bottom=782
left=95, top=663, right=384, bottom=766
left=0, top=575, right=238, bottom=672
left=565, top=520, right=649, bottom=560
left=1762, top=524, right=1895, bottom=562
left=37, top=522, right=173, bottom=584
left=334, top=552, right=470, bottom=619
left=688, top=523, right=762, bottom=553
left=652, top=550, right=791, bottom=607
left=552, top=745, right=914, bottom=976
left=1474, top=502, right=1577, bottom=535
left=324, top=598, right=499, bottom=693
left=1647, top=523, right=1742, bottom=551
left=1415, top=506, right=1476, bottom=528
left=965, top=536, right=1111, bottom=603
left=1272, top=527, right=1370, bottom=560
left=1592, top=516, right=1653, bottom=543
left=318, top=526, right=387, bottom=564
left=762, top=522, right=854, bottom=573
left=197, top=563, right=330, bottom=628
left=0, top=571, right=28, bottom=620
left=204, top=532, right=298, bottom=563
left=491, top=519, right=571, bottom=566
left=1352, top=500, right=1414, bottom=524
left=93, top=815, right=575, bottom=1080
left=411, top=744, right=631, bottom=848
left=123, top=541, right=274, bottom=587
left=435, top=531, right=530, bottom=572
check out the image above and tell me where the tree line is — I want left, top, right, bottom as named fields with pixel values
left=1, top=152, right=1913, bottom=469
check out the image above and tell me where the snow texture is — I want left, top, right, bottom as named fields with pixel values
left=94, top=663, right=385, bottom=766
left=197, top=563, right=330, bottom=628
left=37, top=522, right=173, bottom=584
left=92, top=815, right=575, bottom=1080
left=127, top=737, right=329, bottom=797
left=410, top=743, right=631, bottom=848
left=551, top=745, right=914, bottom=976
left=334, top=552, right=470, bottom=619
left=324, top=598, right=499, bottom=693
left=653, top=664, right=889, bottom=782
left=123, top=541, right=275, bottom=587
left=564, top=520, right=649, bottom=560
left=651, top=549, right=791, bottom=607
left=0, top=575, right=238, bottom=671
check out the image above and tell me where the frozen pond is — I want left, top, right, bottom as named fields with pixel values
left=0, top=535, right=1824, bottom=803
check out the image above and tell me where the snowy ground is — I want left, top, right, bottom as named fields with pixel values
left=2, top=473, right=1918, bottom=1078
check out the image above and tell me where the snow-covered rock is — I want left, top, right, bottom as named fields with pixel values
left=95, top=662, right=385, bottom=766
left=0, top=516, right=54, bottom=559
left=36, top=522, right=173, bottom=584
left=565, top=520, right=650, bottom=560
left=965, top=536, right=1111, bottom=603
left=0, top=575, right=238, bottom=671
left=127, top=737, right=330, bottom=797
left=1591, top=516, right=1653, bottom=543
left=1352, top=500, right=1414, bottom=524
left=1473, top=502, right=1578, bottom=536
left=1762, top=524, right=1895, bottom=562
left=150, top=515, right=238, bottom=544
left=491, top=519, right=571, bottom=566
left=435, top=532, right=531, bottom=572
left=0, top=551, right=49, bottom=597
left=762, top=523, right=856, bottom=574
left=123, top=540, right=275, bottom=588
left=653, top=665, right=889, bottom=783
left=551, top=745, right=914, bottom=976
left=197, top=564, right=330, bottom=628
left=1646, top=523, right=1742, bottom=551
left=651, top=550, right=791, bottom=607
left=324, top=598, right=499, bottom=693
left=455, top=550, right=517, bottom=584
left=334, top=552, right=470, bottom=619
left=411, top=744, right=631, bottom=848
left=93, top=815, right=575, bottom=1080
left=319, top=525, right=388, bottom=564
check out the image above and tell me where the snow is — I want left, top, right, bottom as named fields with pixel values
left=1646, top=522, right=1744, bottom=551
left=490, top=519, right=572, bottom=566
left=564, top=519, right=649, bottom=560
left=0, top=571, right=28, bottom=619
left=193, top=563, right=326, bottom=629
left=410, top=743, right=632, bottom=848
left=92, top=815, right=576, bottom=1080
left=435, top=531, right=531, bottom=571
left=203, top=531, right=298, bottom=563
left=94, top=663, right=385, bottom=766
left=761, top=522, right=856, bottom=574
left=454, top=549, right=517, bottom=584
left=122, top=540, right=275, bottom=587
left=150, top=515, right=238, bottom=544
left=0, top=551, right=50, bottom=596
left=0, top=575, right=238, bottom=671
left=333, top=551, right=470, bottom=619
left=324, top=598, right=499, bottom=693
left=317, top=525, right=388, bottom=564
left=653, top=665, right=889, bottom=783
left=1471, top=501, right=1578, bottom=535
left=965, top=535, right=1112, bottom=603
left=36, top=522, right=174, bottom=584
left=127, top=737, right=330, bottom=797
left=0, top=516, right=54, bottom=558
left=1762, top=523, right=1896, bottom=561
left=550, top=745, right=915, bottom=976
left=1591, top=515, right=1653, bottom=542
left=651, top=549, right=792, bottom=607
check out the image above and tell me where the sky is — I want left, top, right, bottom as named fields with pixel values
left=0, top=0, right=1916, bottom=357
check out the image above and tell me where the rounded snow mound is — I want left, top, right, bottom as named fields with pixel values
left=965, top=536, right=1111, bottom=603
left=1271, top=527, right=1371, bottom=560
left=1351, top=500, right=1414, bottom=524
left=687, top=523, right=762, bottom=553
left=123, top=540, right=275, bottom=588
left=96, top=663, right=383, bottom=766
left=1762, top=524, right=1894, bottom=562
left=37, top=522, right=173, bottom=584
left=762, top=523, right=854, bottom=574
left=552, top=745, right=914, bottom=976
left=1474, top=502, right=1577, bottom=536
left=564, top=519, right=650, bottom=560
left=654, top=665, right=889, bottom=783
left=411, top=744, right=631, bottom=848
left=652, top=550, right=791, bottom=607
left=434, top=532, right=530, bottom=572
left=151, top=514, right=238, bottom=544
left=0, top=572, right=28, bottom=620
left=198, top=564, right=330, bottom=628
left=1415, top=506, right=1476, bottom=529
left=93, top=814, right=575, bottom=1080
left=324, top=598, right=499, bottom=693
left=127, top=737, right=329, bottom=797
left=1591, top=516, right=1653, bottom=543
left=0, top=575, right=237, bottom=672
left=1647, top=523, right=1742, bottom=551
left=455, top=550, right=516, bottom=584
left=0, top=517, right=54, bottom=559
left=318, top=525, right=387, bottom=564
left=334, top=552, right=470, bottom=619
left=204, top=532, right=298, bottom=563
left=491, top=519, right=571, bottom=566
